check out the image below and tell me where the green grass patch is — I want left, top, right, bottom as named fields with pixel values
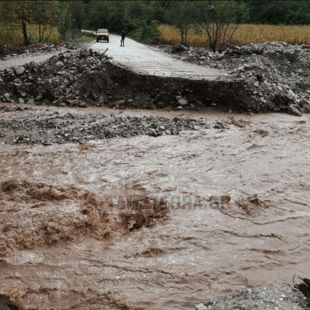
left=127, top=26, right=160, bottom=44
left=75, top=36, right=95, bottom=42
left=127, top=28, right=143, bottom=42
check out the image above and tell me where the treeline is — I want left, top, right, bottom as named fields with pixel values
left=0, top=1, right=71, bottom=45
left=2, top=1, right=310, bottom=47
left=70, top=0, right=310, bottom=32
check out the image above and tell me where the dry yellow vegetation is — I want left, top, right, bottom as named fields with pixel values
left=158, top=24, right=310, bottom=47
left=0, top=23, right=60, bottom=45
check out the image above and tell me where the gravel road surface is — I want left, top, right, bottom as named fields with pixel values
left=91, top=34, right=227, bottom=80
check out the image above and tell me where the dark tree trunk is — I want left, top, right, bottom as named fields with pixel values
left=22, top=21, right=29, bottom=46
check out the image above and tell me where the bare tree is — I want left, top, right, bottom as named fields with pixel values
left=165, top=2, right=195, bottom=45
left=195, top=0, right=241, bottom=52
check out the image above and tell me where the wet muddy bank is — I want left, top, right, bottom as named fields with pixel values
left=0, top=105, right=310, bottom=309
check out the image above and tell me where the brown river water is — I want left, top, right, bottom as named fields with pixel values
left=0, top=107, right=310, bottom=310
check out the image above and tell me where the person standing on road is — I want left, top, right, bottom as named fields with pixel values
left=120, top=30, right=126, bottom=47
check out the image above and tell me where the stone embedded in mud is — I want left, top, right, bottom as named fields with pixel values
left=12, top=66, right=25, bottom=76
left=195, top=303, right=208, bottom=310
left=78, top=102, right=87, bottom=108
left=68, top=99, right=79, bottom=107
left=178, top=98, right=188, bottom=106
left=55, top=61, right=63, bottom=67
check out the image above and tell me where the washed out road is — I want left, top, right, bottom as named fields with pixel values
left=0, top=33, right=227, bottom=82
left=91, top=34, right=227, bottom=80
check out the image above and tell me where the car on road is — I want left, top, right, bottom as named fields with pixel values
left=96, top=29, right=109, bottom=43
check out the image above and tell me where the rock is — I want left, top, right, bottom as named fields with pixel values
left=4, top=93, right=10, bottom=101
left=42, top=141, right=52, bottom=146
left=303, top=104, right=310, bottom=113
left=178, top=98, right=188, bottom=106
left=287, top=104, right=302, bottom=116
left=149, top=129, right=157, bottom=136
left=13, top=66, right=25, bottom=76
left=78, top=102, right=87, bottom=108
left=287, top=89, right=298, bottom=101
left=195, top=303, right=208, bottom=310
left=19, top=98, right=25, bottom=104
left=67, top=99, right=79, bottom=106
left=165, top=130, right=171, bottom=135
left=156, top=101, right=165, bottom=108
left=80, top=48, right=89, bottom=57
left=116, top=99, right=126, bottom=105
left=298, top=98, right=310, bottom=108
left=55, top=61, right=64, bottom=68
left=49, top=56, right=58, bottom=67
left=27, top=99, right=35, bottom=105
left=176, top=106, right=183, bottom=110
left=171, top=45, right=187, bottom=54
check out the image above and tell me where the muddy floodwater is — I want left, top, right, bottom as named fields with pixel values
left=0, top=106, right=310, bottom=310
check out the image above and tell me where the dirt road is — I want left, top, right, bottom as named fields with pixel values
left=0, top=34, right=227, bottom=82
left=92, top=34, right=227, bottom=80
left=0, top=50, right=62, bottom=71
left=0, top=104, right=309, bottom=309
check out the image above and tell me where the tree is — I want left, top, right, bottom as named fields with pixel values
left=194, top=0, right=243, bottom=52
left=1, top=1, right=36, bottom=45
left=71, top=1, right=85, bottom=30
left=1, top=0, right=68, bottom=45
left=31, top=1, right=64, bottom=43
left=165, top=2, right=196, bottom=45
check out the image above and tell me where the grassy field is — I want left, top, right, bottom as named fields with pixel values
left=0, top=23, right=60, bottom=45
left=158, top=24, right=310, bottom=47
left=75, top=36, right=95, bottom=42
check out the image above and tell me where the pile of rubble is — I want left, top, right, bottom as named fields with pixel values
left=1, top=41, right=310, bottom=115
left=0, top=48, right=114, bottom=108
left=195, top=284, right=309, bottom=310
left=0, top=111, right=210, bottom=145
left=0, top=47, right=250, bottom=113
left=170, top=41, right=310, bottom=115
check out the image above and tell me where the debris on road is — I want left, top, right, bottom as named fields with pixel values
left=1, top=42, right=309, bottom=115
left=167, top=41, right=310, bottom=115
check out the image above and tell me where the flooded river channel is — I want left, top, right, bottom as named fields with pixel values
left=0, top=106, right=310, bottom=309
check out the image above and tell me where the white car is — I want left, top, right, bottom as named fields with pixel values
left=96, top=29, right=109, bottom=43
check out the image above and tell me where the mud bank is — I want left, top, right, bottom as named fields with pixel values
left=0, top=106, right=310, bottom=309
